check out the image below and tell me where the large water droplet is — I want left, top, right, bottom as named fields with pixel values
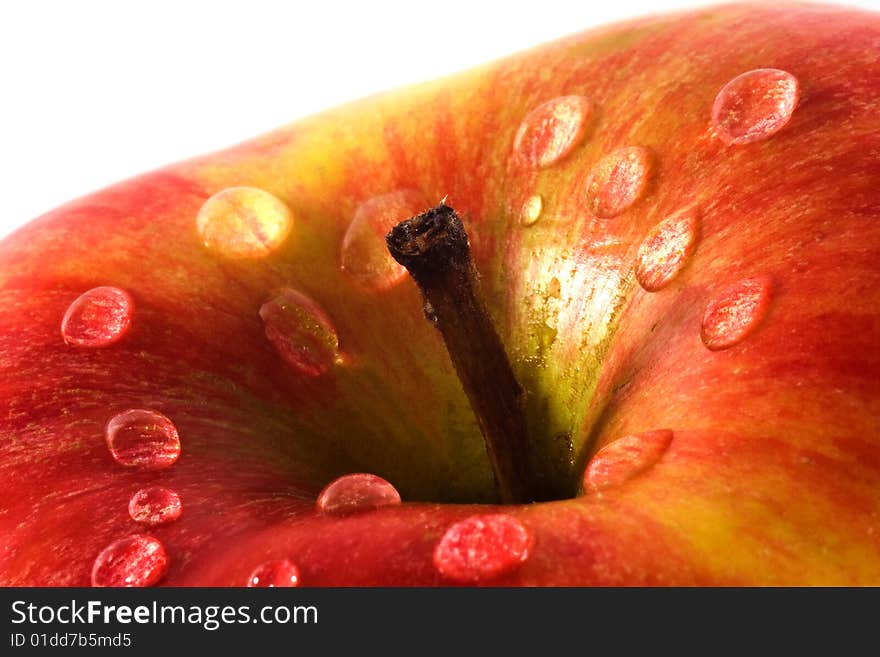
left=341, top=190, right=428, bottom=291
left=128, top=487, right=182, bottom=526
left=105, top=409, right=181, bottom=471
left=520, top=194, right=543, bottom=226
left=91, top=534, right=169, bottom=587
left=259, top=288, right=341, bottom=377
left=583, top=429, right=673, bottom=492
left=316, top=473, right=401, bottom=516
left=701, top=277, right=772, bottom=350
left=585, top=146, right=653, bottom=218
left=247, top=559, right=300, bottom=587
left=514, top=96, right=593, bottom=168
left=196, top=186, right=293, bottom=258
left=636, top=209, right=700, bottom=292
left=61, top=286, right=134, bottom=347
left=711, top=69, right=799, bottom=145
left=433, top=514, right=532, bottom=583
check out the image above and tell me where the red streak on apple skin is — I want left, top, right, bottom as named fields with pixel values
left=1, top=4, right=880, bottom=585
left=181, top=500, right=707, bottom=586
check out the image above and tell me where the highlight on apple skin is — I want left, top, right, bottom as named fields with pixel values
left=1, top=2, right=879, bottom=586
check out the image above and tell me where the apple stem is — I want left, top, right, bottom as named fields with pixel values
left=386, top=204, right=535, bottom=504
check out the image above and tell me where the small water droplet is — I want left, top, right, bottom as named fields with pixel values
left=583, top=429, right=673, bottom=492
left=433, top=514, right=532, bottom=583
left=317, top=473, right=401, bottom=516
left=105, top=409, right=181, bottom=471
left=520, top=194, right=543, bottom=226
left=91, top=534, right=169, bottom=587
left=128, top=487, right=182, bottom=526
left=711, top=69, right=799, bottom=145
left=701, top=277, right=772, bottom=350
left=247, top=559, right=301, bottom=587
left=259, top=288, right=341, bottom=377
left=636, top=209, right=700, bottom=291
left=61, top=286, right=134, bottom=347
left=423, top=302, right=438, bottom=325
left=514, top=96, right=593, bottom=168
left=585, top=146, right=653, bottom=218
left=341, top=190, right=428, bottom=291
left=196, top=186, right=293, bottom=258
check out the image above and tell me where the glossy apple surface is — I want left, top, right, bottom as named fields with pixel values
left=1, top=3, right=879, bottom=585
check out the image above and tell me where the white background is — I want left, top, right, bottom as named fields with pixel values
left=1, top=0, right=878, bottom=237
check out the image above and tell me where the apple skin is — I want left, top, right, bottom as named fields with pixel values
left=1, top=2, right=880, bottom=585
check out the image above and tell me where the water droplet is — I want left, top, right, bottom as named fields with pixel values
left=583, top=429, right=673, bottom=492
left=433, top=514, right=532, bottom=583
left=514, top=96, right=593, bottom=168
left=196, top=186, right=293, bottom=258
left=61, top=286, right=134, bottom=347
left=259, top=288, right=341, bottom=377
left=423, top=302, right=438, bottom=324
left=636, top=209, right=700, bottom=291
left=520, top=195, right=543, bottom=226
left=246, top=559, right=300, bottom=587
left=91, top=534, right=169, bottom=587
left=317, top=473, right=401, bottom=516
left=128, top=487, right=182, bottom=526
left=341, top=190, right=428, bottom=291
left=701, top=277, right=772, bottom=350
left=585, top=146, right=653, bottom=218
left=711, top=69, right=799, bottom=145
left=105, top=409, right=181, bottom=471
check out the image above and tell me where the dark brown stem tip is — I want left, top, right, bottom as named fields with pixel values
left=385, top=203, right=471, bottom=280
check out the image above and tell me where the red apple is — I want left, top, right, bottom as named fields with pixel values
left=1, top=2, right=879, bottom=586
